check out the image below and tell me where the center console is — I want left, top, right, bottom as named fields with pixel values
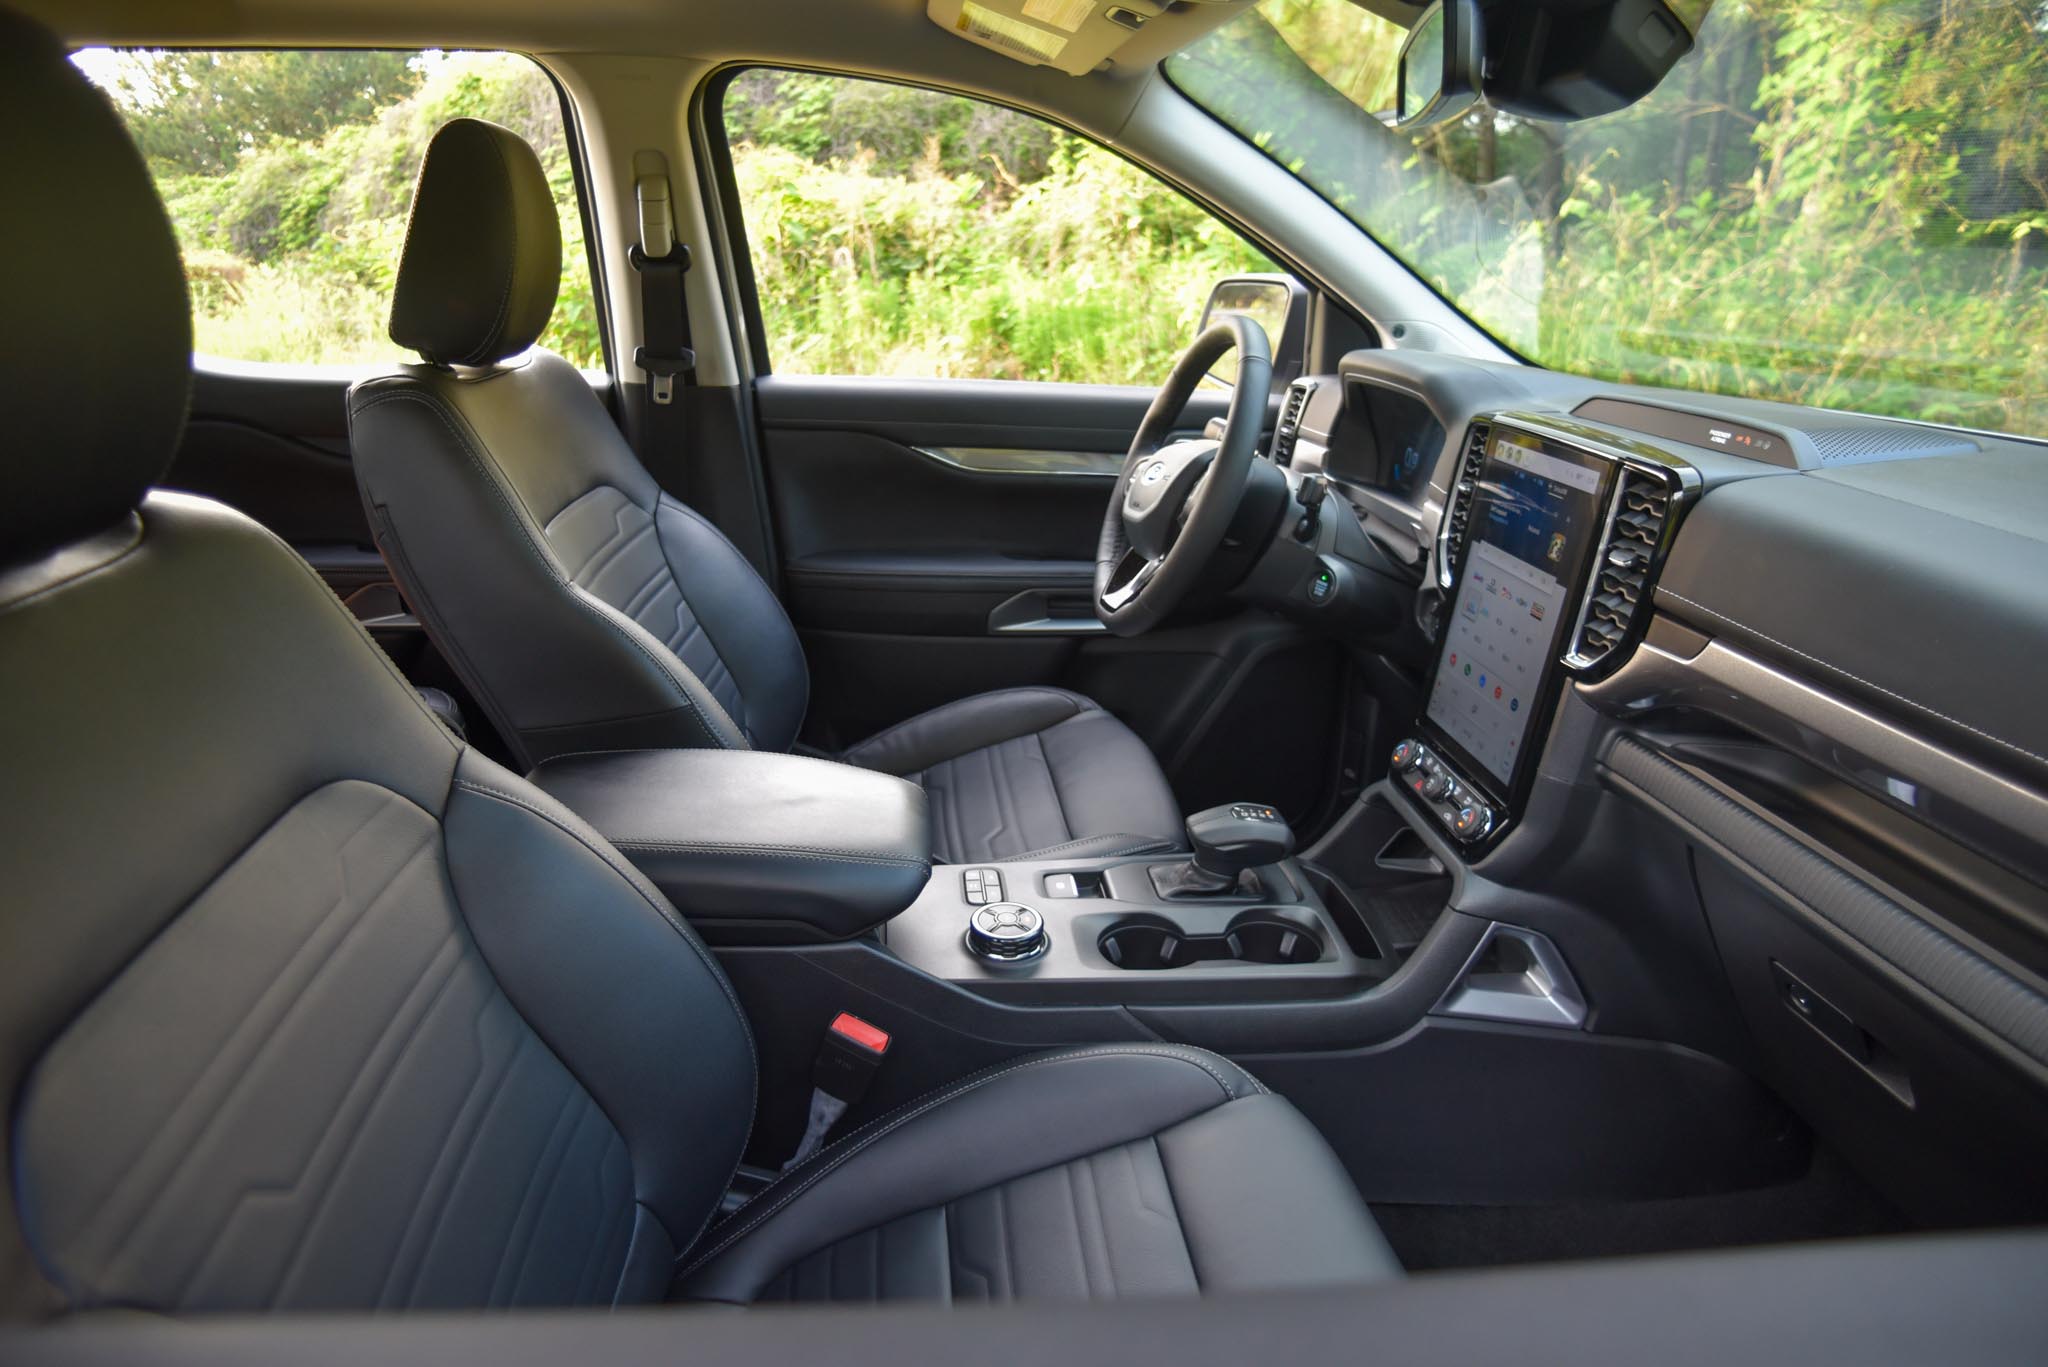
left=880, top=808, right=1387, bottom=1005
left=1395, top=413, right=1696, bottom=852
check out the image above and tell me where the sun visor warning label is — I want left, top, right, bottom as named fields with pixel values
left=1023, top=0, right=1095, bottom=32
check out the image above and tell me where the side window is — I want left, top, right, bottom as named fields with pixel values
left=69, top=48, right=600, bottom=369
left=719, top=70, right=1278, bottom=384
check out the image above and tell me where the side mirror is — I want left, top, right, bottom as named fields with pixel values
left=1197, top=275, right=1309, bottom=389
left=1394, top=0, right=1482, bottom=128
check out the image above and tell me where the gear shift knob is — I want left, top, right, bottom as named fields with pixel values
left=1186, top=802, right=1295, bottom=881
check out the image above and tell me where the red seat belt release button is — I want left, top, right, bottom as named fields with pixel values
left=815, top=1013, right=890, bottom=1104
left=785, top=1013, right=892, bottom=1173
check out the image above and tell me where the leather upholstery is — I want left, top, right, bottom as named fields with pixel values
left=350, top=351, right=809, bottom=764
left=528, top=749, right=933, bottom=943
left=350, top=121, right=1185, bottom=862
left=388, top=118, right=561, bottom=367
left=2, top=22, right=1392, bottom=1319
left=1, top=493, right=755, bottom=1315
left=675, top=1047, right=1400, bottom=1304
left=0, top=12, right=191, bottom=559
left=840, top=688, right=1186, bottom=863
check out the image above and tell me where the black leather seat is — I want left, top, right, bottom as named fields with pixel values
left=0, top=17, right=1397, bottom=1316
left=345, top=119, right=1185, bottom=864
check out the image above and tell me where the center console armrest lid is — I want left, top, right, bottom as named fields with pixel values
left=529, top=749, right=931, bottom=943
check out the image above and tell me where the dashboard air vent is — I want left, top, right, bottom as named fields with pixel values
left=1271, top=380, right=1313, bottom=467
left=1438, top=421, right=1488, bottom=587
left=1571, top=469, right=1674, bottom=666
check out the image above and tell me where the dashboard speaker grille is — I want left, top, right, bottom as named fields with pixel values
left=1440, top=421, right=1488, bottom=587
left=1572, top=469, right=1674, bottom=666
left=1271, top=380, right=1313, bottom=467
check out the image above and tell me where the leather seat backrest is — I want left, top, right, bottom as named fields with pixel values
left=0, top=24, right=753, bottom=1317
left=348, top=119, right=808, bottom=768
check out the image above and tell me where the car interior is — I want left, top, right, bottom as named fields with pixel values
left=2, top=0, right=2046, bottom=1360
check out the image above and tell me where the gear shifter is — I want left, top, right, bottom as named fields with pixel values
left=1151, top=803, right=1296, bottom=899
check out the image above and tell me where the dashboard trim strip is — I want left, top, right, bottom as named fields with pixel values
left=1604, top=736, right=2048, bottom=1081
left=1581, top=637, right=2048, bottom=890
left=909, top=445, right=1123, bottom=479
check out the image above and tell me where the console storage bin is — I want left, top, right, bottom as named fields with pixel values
left=529, top=749, right=931, bottom=944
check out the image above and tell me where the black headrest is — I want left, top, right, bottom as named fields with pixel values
left=389, top=119, right=562, bottom=367
left=0, top=9, right=192, bottom=562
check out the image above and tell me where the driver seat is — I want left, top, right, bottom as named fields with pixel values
left=348, top=119, right=1184, bottom=865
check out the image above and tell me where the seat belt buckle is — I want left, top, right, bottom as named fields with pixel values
left=783, top=1013, right=891, bottom=1172
left=632, top=344, right=696, bottom=405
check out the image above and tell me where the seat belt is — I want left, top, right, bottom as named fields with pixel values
left=629, top=170, right=697, bottom=488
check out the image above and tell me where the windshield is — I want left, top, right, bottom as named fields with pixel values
left=1167, top=0, right=2048, bottom=439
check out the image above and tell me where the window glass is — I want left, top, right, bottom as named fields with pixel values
left=1168, top=0, right=2048, bottom=438
left=721, top=69, right=1280, bottom=384
left=70, top=48, right=600, bottom=368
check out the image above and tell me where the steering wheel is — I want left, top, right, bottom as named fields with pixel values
left=1095, top=314, right=1272, bottom=636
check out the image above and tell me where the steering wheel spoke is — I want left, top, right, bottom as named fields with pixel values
left=1093, top=313, right=1272, bottom=636
left=1099, top=553, right=1162, bottom=613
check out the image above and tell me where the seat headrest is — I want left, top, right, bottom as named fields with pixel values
left=0, top=9, right=192, bottom=563
left=389, top=118, right=562, bottom=367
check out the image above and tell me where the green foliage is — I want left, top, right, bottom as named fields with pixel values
left=90, top=50, right=1270, bottom=383
left=1172, top=0, right=2048, bottom=437
left=90, top=51, right=602, bottom=369
left=98, top=50, right=421, bottom=175
left=724, top=77, right=1276, bottom=382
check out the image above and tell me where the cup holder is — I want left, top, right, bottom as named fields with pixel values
left=1098, top=914, right=1325, bottom=971
left=1230, top=919, right=1324, bottom=965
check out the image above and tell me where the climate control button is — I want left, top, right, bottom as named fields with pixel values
left=1450, top=801, right=1494, bottom=841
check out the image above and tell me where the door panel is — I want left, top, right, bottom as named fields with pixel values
left=756, top=374, right=1342, bottom=825
left=175, top=367, right=368, bottom=551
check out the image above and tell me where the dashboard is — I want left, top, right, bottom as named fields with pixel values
left=1272, top=345, right=2048, bottom=1226
left=1274, top=350, right=2048, bottom=836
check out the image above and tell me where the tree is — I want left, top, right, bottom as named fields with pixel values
left=100, top=49, right=422, bottom=175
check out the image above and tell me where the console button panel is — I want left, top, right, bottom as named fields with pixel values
left=1391, top=738, right=1496, bottom=846
left=962, top=867, right=1005, bottom=904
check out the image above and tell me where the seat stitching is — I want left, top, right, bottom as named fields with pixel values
left=993, top=1173, right=1016, bottom=1303
left=450, top=778, right=756, bottom=1261
left=1009, top=835, right=1178, bottom=861
left=449, top=779, right=756, bottom=1089
left=78, top=819, right=439, bottom=1259
left=618, top=561, right=673, bottom=618
left=470, top=127, right=520, bottom=365
left=840, top=687, right=1091, bottom=769
left=1147, top=1134, right=1203, bottom=1294
left=573, top=1137, right=634, bottom=1304
left=981, top=743, right=1014, bottom=861
left=485, top=1077, right=586, bottom=1303
left=675, top=1046, right=1244, bottom=1277
left=566, top=509, right=655, bottom=589
left=349, top=389, right=742, bottom=750
left=609, top=839, right=928, bottom=868
left=1035, top=730, right=1074, bottom=845
left=503, top=1095, right=614, bottom=1304
left=1659, top=586, right=2048, bottom=768
left=650, top=498, right=763, bottom=743
left=256, top=930, right=471, bottom=1307
left=376, top=991, right=528, bottom=1308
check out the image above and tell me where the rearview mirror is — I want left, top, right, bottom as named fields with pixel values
left=1394, top=0, right=1482, bottom=128
left=1197, top=275, right=1308, bottom=389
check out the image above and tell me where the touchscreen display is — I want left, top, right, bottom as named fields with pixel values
left=1424, top=430, right=1611, bottom=787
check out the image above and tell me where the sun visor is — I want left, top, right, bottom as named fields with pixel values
left=928, top=0, right=1208, bottom=75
